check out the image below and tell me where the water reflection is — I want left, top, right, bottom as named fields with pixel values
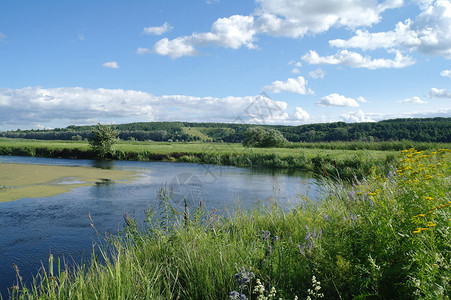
left=0, top=155, right=319, bottom=298
left=92, top=159, right=116, bottom=170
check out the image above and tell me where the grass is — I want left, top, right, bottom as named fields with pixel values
left=0, top=163, right=136, bottom=202
left=0, top=138, right=401, bottom=180
left=8, top=148, right=451, bottom=299
left=181, top=127, right=211, bottom=141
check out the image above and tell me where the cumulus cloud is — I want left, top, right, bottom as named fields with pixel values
left=308, top=68, right=326, bottom=79
left=440, top=69, right=451, bottom=78
left=292, top=107, right=310, bottom=121
left=147, top=15, right=256, bottom=59
left=356, top=96, right=367, bottom=103
left=428, top=87, right=451, bottom=98
left=329, top=0, right=451, bottom=58
left=340, top=110, right=375, bottom=122
left=288, top=60, right=302, bottom=67
left=263, top=76, right=314, bottom=94
left=400, top=96, right=428, bottom=104
left=255, top=0, right=403, bottom=37
left=148, top=0, right=403, bottom=58
left=302, top=49, right=415, bottom=69
left=151, top=37, right=199, bottom=58
left=102, top=61, right=119, bottom=69
left=143, top=22, right=173, bottom=35
left=318, top=93, right=360, bottom=107
left=0, top=87, right=302, bottom=129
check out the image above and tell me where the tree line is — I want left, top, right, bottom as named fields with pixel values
left=1, top=117, right=449, bottom=143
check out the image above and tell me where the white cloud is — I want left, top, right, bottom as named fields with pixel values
left=329, top=22, right=417, bottom=51
left=0, top=87, right=302, bottom=129
left=289, top=61, right=302, bottom=74
left=302, top=49, right=415, bottom=69
left=263, top=76, right=313, bottom=94
left=143, top=22, right=173, bottom=35
left=149, top=0, right=403, bottom=58
left=0, top=32, right=6, bottom=42
left=440, top=69, right=451, bottom=78
left=137, top=47, right=153, bottom=55
left=365, top=107, right=451, bottom=121
left=292, top=107, right=310, bottom=121
left=428, top=87, right=451, bottom=98
left=78, top=34, right=85, bottom=41
left=340, top=110, right=375, bottom=122
left=356, top=96, right=367, bottom=103
left=329, top=0, right=451, bottom=58
left=400, top=96, right=428, bottom=104
left=318, top=93, right=360, bottom=107
left=102, top=61, right=119, bottom=69
left=288, top=60, right=302, bottom=67
left=255, top=0, right=403, bottom=37
left=150, top=15, right=256, bottom=59
left=308, top=68, right=326, bottom=79
left=152, top=37, right=199, bottom=58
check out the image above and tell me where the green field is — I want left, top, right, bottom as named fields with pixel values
left=8, top=148, right=451, bottom=299
left=0, top=138, right=403, bottom=180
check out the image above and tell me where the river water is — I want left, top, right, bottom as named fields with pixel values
left=0, top=155, right=319, bottom=298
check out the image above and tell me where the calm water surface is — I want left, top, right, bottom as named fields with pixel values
left=0, top=155, right=319, bottom=297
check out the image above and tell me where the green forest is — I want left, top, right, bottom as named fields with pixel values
left=1, top=117, right=450, bottom=143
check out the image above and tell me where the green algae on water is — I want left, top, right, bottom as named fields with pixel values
left=0, top=163, right=136, bottom=202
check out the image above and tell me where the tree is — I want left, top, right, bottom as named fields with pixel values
left=242, top=127, right=289, bottom=148
left=88, top=123, right=119, bottom=158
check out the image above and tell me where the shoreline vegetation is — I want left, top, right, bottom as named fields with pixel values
left=2, top=138, right=450, bottom=181
left=7, top=148, right=451, bottom=299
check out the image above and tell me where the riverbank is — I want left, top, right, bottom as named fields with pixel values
left=0, top=138, right=414, bottom=180
left=8, top=148, right=451, bottom=299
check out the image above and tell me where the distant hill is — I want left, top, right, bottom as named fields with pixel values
left=1, top=118, right=450, bottom=143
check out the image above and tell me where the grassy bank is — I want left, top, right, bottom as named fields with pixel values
left=8, top=148, right=451, bottom=299
left=0, top=138, right=407, bottom=180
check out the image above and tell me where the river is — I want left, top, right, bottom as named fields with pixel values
left=0, top=155, right=320, bottom=298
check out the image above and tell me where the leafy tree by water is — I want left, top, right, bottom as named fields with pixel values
left=242, top=127, right=288, bottom=148
left=88, top=123, right=119, bottom=158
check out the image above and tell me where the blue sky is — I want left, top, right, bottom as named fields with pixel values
left=0, top=0, right=450, bottom=130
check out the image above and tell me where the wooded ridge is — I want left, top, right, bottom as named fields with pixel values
left=1, top=117, right=450, bottom=143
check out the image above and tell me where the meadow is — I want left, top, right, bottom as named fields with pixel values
left=0, top=138, right=432, bottom=180
left=7, top=148, right=450, bottom=299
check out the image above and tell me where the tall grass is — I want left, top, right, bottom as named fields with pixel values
left=8, top=148, right=450, bottom=299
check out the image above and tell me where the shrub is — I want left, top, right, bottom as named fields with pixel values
left=243, top=127, right=289, bottom=148
left=88, top=123, right=119, bottom=158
